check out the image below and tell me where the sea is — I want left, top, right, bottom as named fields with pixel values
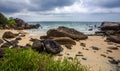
left=25, top=21, right=102, bottom=35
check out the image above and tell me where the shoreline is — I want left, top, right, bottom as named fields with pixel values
left=0, top=29, right=120, bottom=71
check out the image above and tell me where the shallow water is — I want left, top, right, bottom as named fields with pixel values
left=25, top=21, right=101, bottom=35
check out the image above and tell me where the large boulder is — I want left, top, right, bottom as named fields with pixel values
left=47, top=26, right=88, bottom=40
left=31, top=39, right=44, bottom=53
left=52, top=37, right=76, bottom=45
left=100, top=22, right=120, bottom=30
left=43, top=39, right=63, bottom=54
left=2, top=31, right=18, bottom=39
left=107, top=35, right=120, bottom=43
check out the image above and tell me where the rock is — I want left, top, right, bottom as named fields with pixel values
left=0, top=39, right=4, bottom=44
left=76, top=54, right=83, bottom=57
left=108, top=46, right=118, bottom=50
left=15, top=37, right=22, bottom=40
left=107, top=35, right=120, bottom=44
left=90, top=46, right=100, bottom=50
left=1, top=42, right=11, bottom=48
left=2, top=31, right=18, bottom=39
left=44, top=39, right=63, bottom=54
left=65, top=44, right=72, bottom=49
left=26, top=44, right=32, bottom=47
left=109, top=59, right=119, bottom=65
left=47, top=26, right=88, bottom=40
left=106, top=50, right=112, bottom=53
left=40, top=36, right=49, bottom=39
left=57, top=54, right=63, bottom=56
left=100, top=54, right=106, bottom=57
left=108, top=56, right=114, bottom=60
left=68, top=57, right=73, bottom=60
left=82, top=58, right=87, bottom=60
left=100, top=22, right=120, bottom=30
left=52, top=37, right=76, bottom=45
left=32, top=39, right=44, bottom=53
left=0, top=48, right=5, bottom=58
left=78, top=51, right=82, bottom=54
left=80, top=43, right=86, bottom=47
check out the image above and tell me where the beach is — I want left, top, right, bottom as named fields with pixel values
left=0, top=29, right=120, bottom=71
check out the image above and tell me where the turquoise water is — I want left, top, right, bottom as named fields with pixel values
left=25, top=21, right=101, bottom=35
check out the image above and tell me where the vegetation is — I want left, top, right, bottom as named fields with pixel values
left=0, top=12, right=16, bottom=27
left=0, top=48, right=89, bottom=71
left=0, top=12, right=8, bottom=25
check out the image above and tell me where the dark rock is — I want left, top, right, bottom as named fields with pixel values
left=106, top=50, right=112, bottom=53
left=108, top=46, right=118, bottom=50
left=1, top=42, right=11, bottom=48
left=26, top=44, right=31, bottom=47
left=108, top=56, right=114, bottom=60
left=100, top=54, right=106, bottom=57
left=0, top=48, right=5, bottom=58
left=107, top=35, right=120, bottom=44
left=66, top=53, right=69, bottom=55
left=32, top=39, right=44, bottom=53
left=0, top=39, right=4, bottom=44
left=90, top=46, right=100, bottom=50
left=52, top=37, right=76, bottom=45
left=100, top=22, right=120, bottom=30
left=65, top=44, right=72, bottom=49
left=109, top=59, right=119, bottom=65
left=57, top=54, right=63, bottom=56
left=78, top=51, right=82, bottom=54
left=15, top=37, right=22, bottom=40
left=40, top=36, right=49, bottom=39
left=82, top=58, right=87, bottom=60
left=80, top=43, right=86, bottom=47
left=76, top=54, right=83, bottom=57
left=2, top=31, right=18, bottom=39
left=47, top=26, right=88, bottom=40
left=44, top=39, right=63, bottom=54
left=68, top=57, right=73, bottom=60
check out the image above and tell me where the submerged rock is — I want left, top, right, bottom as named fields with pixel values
left=43, top=39, right=63, bottom=54
left=47, top=26, right=88, bottom=40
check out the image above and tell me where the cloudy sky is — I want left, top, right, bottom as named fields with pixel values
left=0, top=0, right=120, bottom=22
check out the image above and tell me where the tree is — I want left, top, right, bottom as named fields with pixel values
left=0, top=12, right=8, bottom=25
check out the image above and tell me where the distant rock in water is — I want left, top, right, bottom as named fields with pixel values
left=47, top=26, right=88, bottom=40
left=100, top=22, right=120, bottom=30
left=14, top=18, right=40, bottom=30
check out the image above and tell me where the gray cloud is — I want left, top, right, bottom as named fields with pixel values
left=84, top=0, right=120, bottom=8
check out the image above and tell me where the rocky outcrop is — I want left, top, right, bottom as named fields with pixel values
left=52, top=37, right=76, bottom=45
left=43, top=39, right=63, bottom=54
left=2, top=31, right=18, bottom=39
left=100, top=22, right=120, bottom=30
left=47, top=26, right=88, bottom=40
left=14, top=18, right=40, bottom=30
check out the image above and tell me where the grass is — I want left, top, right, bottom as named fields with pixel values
left=0, top=48, right=89, bottom=71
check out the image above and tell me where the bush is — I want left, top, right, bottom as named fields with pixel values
left=8, top=19, right=16, bottom=26
left=0, top=48, right=89, bottom=71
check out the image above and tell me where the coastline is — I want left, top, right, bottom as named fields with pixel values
left=0, top=29, right=120, bottom=71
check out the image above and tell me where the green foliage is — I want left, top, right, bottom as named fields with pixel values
left=8, top=19, right=16, bottom=26
left=0, top=12, right=8, bottom=25
left=0, top=48, right=89, bottom=71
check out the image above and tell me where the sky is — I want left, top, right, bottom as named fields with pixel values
left=0, top=0, right=120, bottom=22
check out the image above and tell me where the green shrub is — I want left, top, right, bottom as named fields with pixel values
left=8, top=19, right=16, bottom=26
left=0, top=48, right=89, bottom=71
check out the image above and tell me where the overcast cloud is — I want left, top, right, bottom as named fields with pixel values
left=0, top=0, right=120, bottom=21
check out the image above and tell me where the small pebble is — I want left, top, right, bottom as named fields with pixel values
left=80, top=43, right=86, bottom=47
left=100, top=54, right=106, bottom=57
left=68, top=57, right=73, bottom=60
left=82, top=58, right=87, bottom=60
left=106, top=50, right=112, bottom=53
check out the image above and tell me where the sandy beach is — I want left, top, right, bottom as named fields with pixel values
left=0, top=30, right=120, bottom=71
